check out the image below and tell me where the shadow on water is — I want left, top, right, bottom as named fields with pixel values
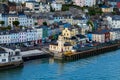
left=0, top=66, right=23, bottom=80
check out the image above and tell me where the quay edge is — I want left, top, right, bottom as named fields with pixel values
left=53, top=43, right=120, bottom=61
left=22, top=53, right=51, bottom=61
left=0, top=60, right=23, bottom=70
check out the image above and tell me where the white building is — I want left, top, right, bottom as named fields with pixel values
left=0, top=27, right=44, bottom=44
left=73, top=0, right=96, bottom=7
left=25, top=1, right=39, bottom=12
left=55, top=0, right=65, bottom=4
left=25, top=1, right=50, bottom=13
left=107, top=15, right=120, bottom=29
left=92, top=33, right=105, bottom=43
left=18, top=14, right=28, bottom=27
left=9, top=0, right=37, bottom=3
left=26, top=17, right=34, bottom=27
left=0, top=47, right=22, bottom=63
left=110, top=29, right=120, bottom=41
left=39, top=3, right=50, bottom=12
left=51, top=1, right=62, bottom=11
left=18, top=13, right=34, bottom=27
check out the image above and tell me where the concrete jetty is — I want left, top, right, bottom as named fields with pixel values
left=21, top=49, right=51, bottom=61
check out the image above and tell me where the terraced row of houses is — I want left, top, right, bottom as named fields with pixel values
left=0, top=25, right=62, bottom=44
left=0, top=13, right=33, bottom=27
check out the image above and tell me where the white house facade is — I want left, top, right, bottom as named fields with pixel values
left=0, top=47, right=22, bottom=63
left=107, top=15, right=120, bottom=29
left=51, top=2, right=62, bottom=11
left=110, top=29, right=120, bottom=41
left=0, top=27, right=44, bottom=44
left=73, top=0, right=96, bottom=7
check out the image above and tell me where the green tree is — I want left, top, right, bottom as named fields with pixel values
left=12, top=21, right=20, bottom=27
left=50, top=5, right=55, bottom=12
left=43, top=22, right=47, bottom=26
left=34, top=22, right=38, bottom=26
left=7, top=26, right=11, bottom=30
left=0, top=21, right=5, bottom=26
left=87, top=20, right=95, bottom=31
left=62, top=4, right=69, bottom=11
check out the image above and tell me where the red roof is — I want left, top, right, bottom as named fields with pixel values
left=117, top=2, right=120, bottom=8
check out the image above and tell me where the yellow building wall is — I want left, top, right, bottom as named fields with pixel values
left=62, top=28, right=72, bottom=38
left=102, top=8, right=111, bottom=13
left=49, top=44, right=73, bottom=52
left=62, top=28, right=78, bottom=38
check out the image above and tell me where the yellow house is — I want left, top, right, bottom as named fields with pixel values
left=62, top=28, right=79, bottom=45
left=49, top=35, right=73, bottom=52
left=101, top=6, right=113, bottom=13
left=62, top=28, right=78, bottom=38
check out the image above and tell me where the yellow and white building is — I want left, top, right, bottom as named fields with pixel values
left=62, top=28, right=78, bottom=38
left=8, top=14, right=18, bottom=27
left=49, top=35, right=73, bottom=52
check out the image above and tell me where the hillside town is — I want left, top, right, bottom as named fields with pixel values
left=0, top=0, right=120, bottom=69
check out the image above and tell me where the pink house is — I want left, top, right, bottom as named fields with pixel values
left=73, top=0, right=96, bottom=7
left=37, top=19, right=44, bottom=26
left=74, top=0, right=85, bottom=7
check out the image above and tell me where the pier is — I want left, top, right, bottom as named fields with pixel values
left=63, top=43, right=120, bottom=61
left=21, top=49, right=51, bottom=61
left=52, top=41, right=120, bottom=61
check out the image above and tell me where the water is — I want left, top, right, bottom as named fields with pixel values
left=1, top=50, right=120, bottom=80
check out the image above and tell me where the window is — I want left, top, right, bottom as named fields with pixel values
left=67, top=34, right=69, bottom=36
left=15, top=51, right=20, bottom=55
left=12, top=58, right=15, bottom=60
left=11, top=52, right=13, bottom=55
left=18, top=57, right=20, bottom=59
left=15, top=18, right=18, bottom=20
left=2, top=59, right=6, bottom=62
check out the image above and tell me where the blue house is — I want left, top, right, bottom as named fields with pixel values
left=53, top=14, right=63, bottom=22
left=64, top=23, right=71, bottom=28
left=87, top=32, right=92, bottom=41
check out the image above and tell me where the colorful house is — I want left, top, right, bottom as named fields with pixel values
left=87, top=32, right=92, bottom=41
left=49, top=35, right=73, bottom=52
left=92, top=30, right=110, bottom=43
left=101, top=5, right=113, bottom=13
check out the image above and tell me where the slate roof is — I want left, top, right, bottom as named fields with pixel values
left=0, top=47, right=7, bottom=53
left=64, top=42, right=72, bottom=46
left=112, top=15, right=120, bottom=20
left=76, top=34, right=86, bottom=39
left=93, top=29, right=110, bottom=34
left=50, top=42, right=58, bottom=45
left=100, top=5, right=110, bottom=8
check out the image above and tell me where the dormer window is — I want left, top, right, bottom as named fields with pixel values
left=15, top=51, right=20, bottom=56
left=11, top=52, right=13, bottom=55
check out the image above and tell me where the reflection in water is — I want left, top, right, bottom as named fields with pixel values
left=0, top=67, right=23, bottom=80
left=57, top=62, right=65, bottom=75
left=0, top=50, right=120, bottom=80
left=49, top=58, right=54, bottom=64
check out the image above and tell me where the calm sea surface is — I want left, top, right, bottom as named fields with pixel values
left=1, top=50, right=120, bottom=80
